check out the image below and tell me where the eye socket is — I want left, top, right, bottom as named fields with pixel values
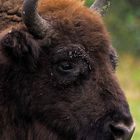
left=51, top=47, right=91, bottom=85
left=57, top=61, right=74, bottom=74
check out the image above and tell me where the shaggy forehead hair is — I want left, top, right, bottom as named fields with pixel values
left=38, top=0, right=110, bottom=51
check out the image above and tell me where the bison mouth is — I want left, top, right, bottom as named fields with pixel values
left=76, top=122, right=115, bottom=140
left=76, top=122, right=135, bottom=140
left=41, top=109, right=135, bottom=140
left=49, top=119, right=134, bottom=140
left=66, top=114, right=135, bottom=140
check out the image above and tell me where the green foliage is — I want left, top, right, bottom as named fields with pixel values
left=86, top=0, right=140, bottom=56
left=106, top=0, right=140, bottom=55
left=85, top=0, right=93, bottom=6
left=129, top=100, right=140, bottom=140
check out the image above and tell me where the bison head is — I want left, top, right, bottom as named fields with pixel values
left=0, top=0, right=135, bottom=140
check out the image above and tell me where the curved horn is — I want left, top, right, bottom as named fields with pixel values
left=90, top=0, right=111, bottom=16
left=23, top=0, right=50, bottom=38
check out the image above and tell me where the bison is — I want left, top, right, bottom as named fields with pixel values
left=0, top=0, right=135, bottom=140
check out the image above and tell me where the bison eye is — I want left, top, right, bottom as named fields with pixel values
left=57, top=61, right=74, bottom=74
left=51, top=46, right=91, bottom=85
left=52, top=59, right=91, bottom=85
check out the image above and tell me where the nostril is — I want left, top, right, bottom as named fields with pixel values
left=110, top=124, right=125, bottom=137
left=109, top=123, right=135, bottom=140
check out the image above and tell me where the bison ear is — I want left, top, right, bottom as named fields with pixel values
left=1, top=29, right=40, bottom=71
left=90, top=0, right=111, bottom=16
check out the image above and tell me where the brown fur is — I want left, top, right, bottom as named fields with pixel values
left=0, top=0, right=22, bottom=32
left=0, top=0, right=134, bottom=140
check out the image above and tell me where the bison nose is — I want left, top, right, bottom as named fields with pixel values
left=109, top=122, right=135, bottom=140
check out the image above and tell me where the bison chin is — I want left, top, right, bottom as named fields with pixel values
left=76, top=118, right=114, bottom=140
left=76, top=112, right=134, bottom=140
left=76, top=123, right=114, bottom=140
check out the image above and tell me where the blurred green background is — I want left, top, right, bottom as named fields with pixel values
left=86, top=0, right=140, bottom=140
